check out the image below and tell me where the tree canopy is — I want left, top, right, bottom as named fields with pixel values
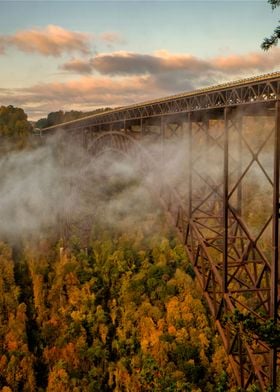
left=0, top=223, right=233, bottom=391
left=261, top=0, right=280, bottom=50
left=0, top=105, right=32, bottom=149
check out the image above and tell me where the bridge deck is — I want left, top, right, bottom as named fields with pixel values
left=41, top=71, right=280, bottom=132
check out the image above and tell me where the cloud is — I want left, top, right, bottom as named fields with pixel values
left=60, top=48, right=280, bottom=79
left=213, top=50, right=280, bottom=72
left=0, top=26, right=127, bottom=57
left=0, top=75, right=158, bottom=119
left=1, top=47, right=279, bottom=120
left=92, top=48, right=280, bottom=75
left=59, top=50, right=212, bottom=78
left=89, top=50, right=209, bottom=76
left=60, top=58, right=94, bottom=74
left=0, top=25, right=91, bottom=56
left=57, top=48, right=280, bottom=101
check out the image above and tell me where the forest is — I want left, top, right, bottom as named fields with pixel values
left=0, top=105, right=264, bottom=392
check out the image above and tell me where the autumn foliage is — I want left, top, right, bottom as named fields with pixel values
left=0, top=113, right=236, bottom=391
left=0, top=215, right=236, bottom=391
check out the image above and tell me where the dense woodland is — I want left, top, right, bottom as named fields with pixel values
left=0, top=105, right=268, bottom=391
left=0, top=106, right=33, bottom=150
left=0, top=216, right=236, bottom=392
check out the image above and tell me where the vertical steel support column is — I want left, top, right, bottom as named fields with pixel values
left=160, top=116, right=165, bottom=164
left=204, top=117, right=210, bottom=165
left=271, top=100, right=280, bottom=388
left=83, top=129, right=87, bottom=150
left=237, top=111, right=243, bottom=216
left=160, top=116, right=165, bottom=139
left=223, top=108, right=229, bottom=293
left=188, top=112, right=193, bottom=220
left=233, top=114, right=244, bottom=390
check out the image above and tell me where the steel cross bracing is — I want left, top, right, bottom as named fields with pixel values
left=41, top=72, right=280, bottom=390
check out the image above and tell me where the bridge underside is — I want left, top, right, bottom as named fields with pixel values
left=42, top=74, right=280, bottom=391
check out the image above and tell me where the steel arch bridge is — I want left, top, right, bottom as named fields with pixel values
left=40, top=72, right=280, bottom=391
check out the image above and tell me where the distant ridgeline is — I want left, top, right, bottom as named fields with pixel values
left=35, top=108, right=112, bottom=129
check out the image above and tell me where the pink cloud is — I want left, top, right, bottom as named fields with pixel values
left=58, top=49, right=280, bottom=99
left=61, top=48, right=279, bottom=76
left=0, top=25, right=91, bottom=56
left=0, top=75, right=157, bottom=119
left=213, top=50, right=280, bottom=72
left=26, top=75, right=152, bottom=101
left=60, top=58, right=93, bottom=74
left=89, top=51, right=208, bottom=75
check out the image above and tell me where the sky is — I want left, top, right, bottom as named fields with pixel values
left=0, top=0, right=279, bottom=120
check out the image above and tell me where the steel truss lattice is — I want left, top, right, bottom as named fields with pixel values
left=41, top=73, right=280, bottom=391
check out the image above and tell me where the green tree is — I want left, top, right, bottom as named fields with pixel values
left=0, top=106, right=32, bottom=148
left=262, top=0, right=280, bottom=50
left=46, top=111, right=65, bottom=127
left=35, top=117, right=48, bottom=129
